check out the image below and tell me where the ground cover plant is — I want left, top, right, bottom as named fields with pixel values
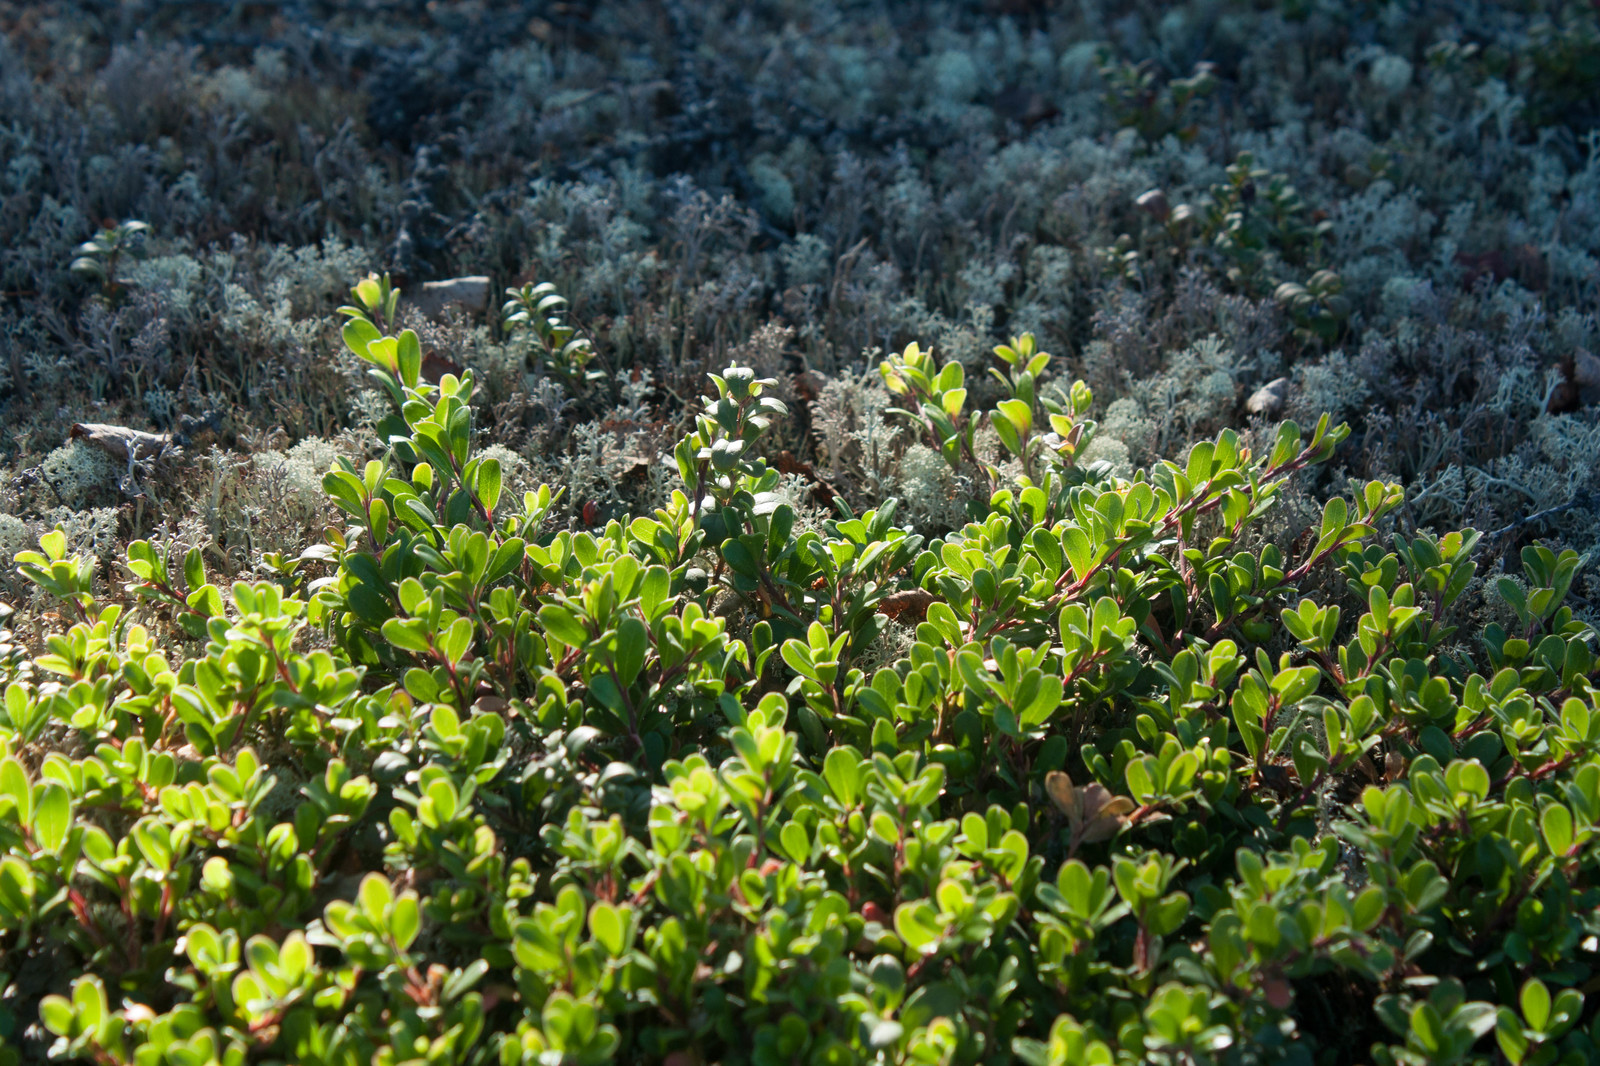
left=3, top=0, right=1600, bottom=1062
left=3, top=297, right=1599, bottom=1064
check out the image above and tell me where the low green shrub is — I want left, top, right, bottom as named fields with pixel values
left=1, top=286, right=1598, bottom=1066
left=67, top=221, right=151, bottom=307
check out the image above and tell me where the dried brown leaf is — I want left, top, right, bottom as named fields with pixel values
left=1044, top=770, right=1078, bottom=820
left=1075, top=790, right=1134, bottom=843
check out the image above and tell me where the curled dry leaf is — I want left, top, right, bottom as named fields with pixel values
left=1384, top=749, right=1406, bottom=783
left=1045, top=769, right=1079, bottom=819
left=774, top=448, right=841, bottom=507
left=877, top=588, right=936, bottom=621
left=1045, top=770, right=1134, bottom=845
left=1078, top=785, right=1136, bottom=843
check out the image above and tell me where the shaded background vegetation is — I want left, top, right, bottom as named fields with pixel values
left=0, top=0, right=1598, bottom=623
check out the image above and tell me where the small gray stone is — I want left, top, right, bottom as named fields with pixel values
left=1245, top=377, right=1290, bottom=418
left=69, top=422, right=174, bottom=462
left=1572, top=348, right=1600, bottom=388
left=408, top=276, right=492, bottom=320
left=1135, top=188, right=1170, bottom=222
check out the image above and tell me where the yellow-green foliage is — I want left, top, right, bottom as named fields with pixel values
left=2, top=299, right=1597, bottom=1066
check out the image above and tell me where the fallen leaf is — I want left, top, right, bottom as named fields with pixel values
left=1079, top=789, right=1135, bottom=844
left=1045, top=770, right=1078, bottom=820
left=878, top=588, right=936, bottom=621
